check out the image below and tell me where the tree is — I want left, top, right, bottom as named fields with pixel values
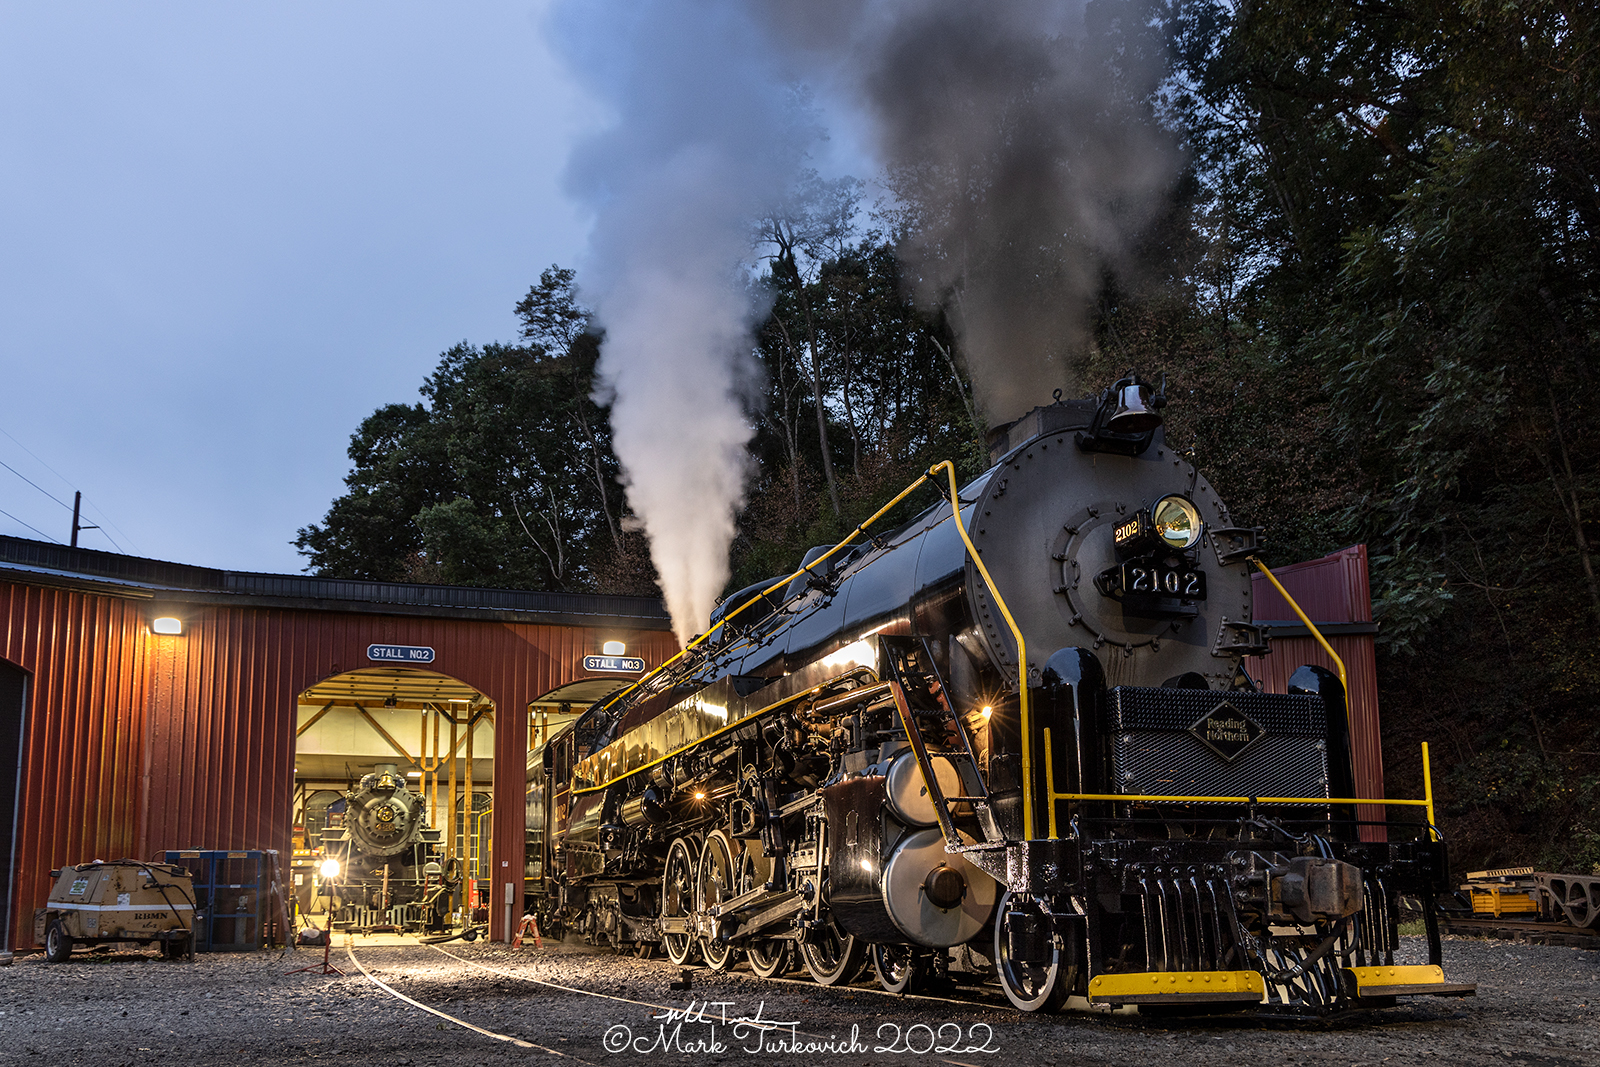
left=296, top=269, right=637, bottom=592
left=754, top=171, right=862, bottom=519
left=292, top=402, right=454, bottom=582
left=735, top=230, right=986, bottom=593
left=1162, top=0, right=1600, bottom=871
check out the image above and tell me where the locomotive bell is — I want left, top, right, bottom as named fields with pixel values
left=1105, top=379, right=1162, bottom=433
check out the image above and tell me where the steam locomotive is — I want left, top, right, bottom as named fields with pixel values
left=529, top=375, right=1474, bottom=1013
left=321, top=763, right=457, bottom=931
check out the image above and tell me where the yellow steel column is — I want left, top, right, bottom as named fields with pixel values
left=1422, top=742, right=1437, bottom=840
left=465, top=705, right=475, bottom=877
left=448, top=712, right=459, bottom=861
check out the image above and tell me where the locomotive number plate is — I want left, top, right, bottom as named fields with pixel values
left=1118, top=561, right=1207, bottom=600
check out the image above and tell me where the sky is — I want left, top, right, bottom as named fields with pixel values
left=0, top=1, right=602, bottom=573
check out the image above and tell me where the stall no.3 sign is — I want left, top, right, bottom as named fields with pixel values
left=584, top=654, right=645, bottom=673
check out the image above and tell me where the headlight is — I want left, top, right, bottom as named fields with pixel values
left=1151, top=495, right=1202, bottom=550
left=319, top=858, right=341, bottom=879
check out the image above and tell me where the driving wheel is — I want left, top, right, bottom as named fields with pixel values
left=738, top=848, right=790, bottom=978
left=697, top=831, right=741, bottom=972
left=660, top=836, right=699, bottom=966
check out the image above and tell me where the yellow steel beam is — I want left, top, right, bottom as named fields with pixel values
left=356, top=706, right=415, bottom=765
left=1087, top=970, right=1264, bottom=1004
left=296, top=702, right=336, bottom=737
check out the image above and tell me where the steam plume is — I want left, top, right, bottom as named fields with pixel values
left=553, top=2, right=807, bottom=645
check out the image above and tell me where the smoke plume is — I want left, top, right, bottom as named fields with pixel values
left=551, top=1, right=1177, bottom=640
left=774, top=0, right=1179, bottom=424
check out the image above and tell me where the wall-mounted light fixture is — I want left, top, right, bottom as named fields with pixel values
left=602, top=640, right=626, bottom=656
left=152, top=616, right=183, bottom=635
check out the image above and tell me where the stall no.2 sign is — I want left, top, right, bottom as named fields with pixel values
left=368, top=644, right=436, bottom=664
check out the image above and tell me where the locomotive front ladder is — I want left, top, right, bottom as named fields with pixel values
left=881, top=637, right=1003, bottom=852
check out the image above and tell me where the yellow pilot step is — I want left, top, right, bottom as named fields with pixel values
left=1087, top=970, right=1265, bottom=1006
left=1345, top=965, right=1476, bottom=999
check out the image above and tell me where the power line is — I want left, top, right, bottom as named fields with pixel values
left=77, top=498, right=135, bottom=555
left=0, top=423, right=138, bottom=554
left=0, top=505, right=62, bottom=544
left=0, top=425, right=74, bottom=491
left=0, top=457, right=73, bottom=511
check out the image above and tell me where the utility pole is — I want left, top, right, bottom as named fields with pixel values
left=70, top=491, right=99, bottom=548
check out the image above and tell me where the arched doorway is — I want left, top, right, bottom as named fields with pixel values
left=523, top=678, right=638, bottom=918
left=293, top=667, right=494, bottom=930
left=0, top=659, right=26, bottom=953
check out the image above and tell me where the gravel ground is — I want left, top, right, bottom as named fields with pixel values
left=0, top=935, right=1594, bottom=1067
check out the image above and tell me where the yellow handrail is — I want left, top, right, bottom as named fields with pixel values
left=1050, top=792, right=1431, bottom=807
left=928, top=460, right=1035, bottom=840
left=1422, top=740, right=1438, bottom=840
left=1042, top=731, right=1441, bottom=835
left=591, top=467, right=941, bottom=718
left=1249, top=555, right=1347, bottom=695
left=578, top=459, right=1036, bottom=835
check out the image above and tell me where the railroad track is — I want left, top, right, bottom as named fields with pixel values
left=1439, top=915, right=1600, bottom=949
left=341, top=934, right=1445, bottom=1060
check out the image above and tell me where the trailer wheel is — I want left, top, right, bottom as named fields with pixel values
left=44, top=921, right=72, bottom=964
left=871, top=943, right=923, bottom=993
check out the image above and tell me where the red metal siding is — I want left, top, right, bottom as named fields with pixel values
left=1246, top=546, right=1389, bottom=840
left=1, top=583, right=147, bottom=952
left=1, top=575, right=678, bottom=950
left=1250, top=545, right=1374, bottom=625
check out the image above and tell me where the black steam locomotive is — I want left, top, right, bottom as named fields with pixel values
left=530, top=376, right=1474, bottom=1013
left=322, top=764, right=456, bottom=931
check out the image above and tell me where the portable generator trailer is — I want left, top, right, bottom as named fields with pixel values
left=34, top=859, right=196, bottom=962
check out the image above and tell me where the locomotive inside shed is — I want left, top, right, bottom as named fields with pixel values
left=293, top=667, right=493, bottom=932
